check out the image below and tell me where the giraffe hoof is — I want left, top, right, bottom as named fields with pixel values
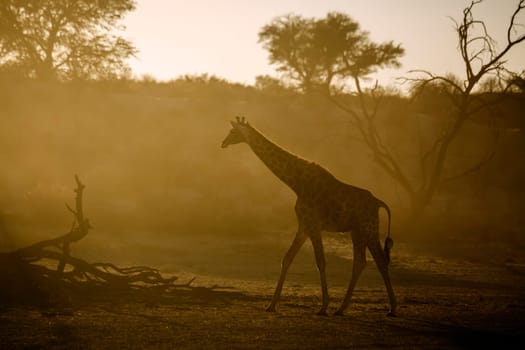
left=316, top=310, right=328, bottom=316
left=334, top=310, right=345, bottom=316
left=265, top=306, right=276, bottom=313
left=387, top=311, right=397, bottom=317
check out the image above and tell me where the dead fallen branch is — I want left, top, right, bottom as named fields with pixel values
left=0, top=176, right=188, bottom=305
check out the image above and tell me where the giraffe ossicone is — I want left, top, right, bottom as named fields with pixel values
left=222, top=118, right=397, bottom=317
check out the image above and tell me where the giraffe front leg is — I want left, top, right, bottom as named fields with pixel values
left=310, top=232, right=329, bottom=316
left=266, top=232, right=307, bottom=312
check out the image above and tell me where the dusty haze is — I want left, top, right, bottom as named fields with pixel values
left=1, top=76, right=523, bottom=259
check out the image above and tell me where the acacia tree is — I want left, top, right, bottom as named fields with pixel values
left=258, top=12, right=404, bottom=94
left=0, top=0, right=136, bottom=80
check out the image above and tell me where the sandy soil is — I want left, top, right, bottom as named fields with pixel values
left=1, top=232, right=525, bottom=349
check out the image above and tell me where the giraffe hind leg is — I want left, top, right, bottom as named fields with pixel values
left=368, top=238, right=397, bottom=316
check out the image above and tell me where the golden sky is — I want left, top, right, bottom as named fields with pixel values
left=123, top=0, right=525, bottom=86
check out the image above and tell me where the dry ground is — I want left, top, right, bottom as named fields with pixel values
left=1, top=232, right=525, bottom=349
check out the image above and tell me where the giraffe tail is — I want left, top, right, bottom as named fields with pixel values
left=378, top=200, right=393, bottom=264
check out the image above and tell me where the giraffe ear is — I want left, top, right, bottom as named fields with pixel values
left=230, top=120, right=237, bottom=127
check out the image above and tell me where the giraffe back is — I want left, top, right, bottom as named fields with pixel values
left=295, top=162, right=380, bottom=233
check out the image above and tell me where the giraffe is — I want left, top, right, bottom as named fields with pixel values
left=221, top=117, right=396, bottom=317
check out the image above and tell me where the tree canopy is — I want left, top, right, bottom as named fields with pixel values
left=258, top=12, right=404, bottom=93
left=0, top=0, right=137, bottom=80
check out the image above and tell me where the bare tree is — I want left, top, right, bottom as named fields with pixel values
left=330, top=0, right=525, bottom=217
left=405, top=0, right=524, bottom=214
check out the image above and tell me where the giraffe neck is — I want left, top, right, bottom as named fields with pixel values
left=241, top=125, right=310, bottom=193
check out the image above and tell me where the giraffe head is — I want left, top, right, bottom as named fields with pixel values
left=221, top=116, right=250, bottom=148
